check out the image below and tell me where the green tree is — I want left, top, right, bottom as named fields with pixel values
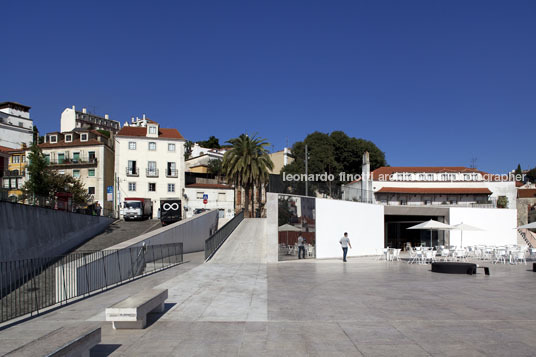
left=47, top=172, right=91, bottom=205
left=282, top=131, right=386, bottom=197
left=23, top=143, right=50, bottom=198
left=222, top=134, right=273, bottom=217
left=184, top=140, right=194, bottom=160
left=198, top=136, right=221, bottom=149
left=207, top=159, right=223, bottom=177
left=526, top=167, right=536, bottom=182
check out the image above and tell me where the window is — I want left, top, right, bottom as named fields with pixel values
left=149, top=126, right=157, bottom=134
left=3, top=179, right=9, bottom=188
left=12, top=156, right=20, bottom=164
left=72, top=152, right=80, bottom=162
left=10, top=178, right=16, bottom=188
left=168, top=143, right=176, bottom=152
left=58, top=153, right=65, bottom=164
left=88, top=151, right=96, bottom=162
left=168, top=183, right=175, bottom=192
left=88, top=187, right=95, bottom=195
left=128, top=160, right=137, bottom=175
left=17, top=179, right=23, bottom=189
left=148, top=183, right=156, bottom=192
left=88, top=169, right=95, bottom=177
left=167, top=162, right=176, bottom=176
left=73, top=170, right=80, bottom=178
left=18, top=122, right=24, bottom=127
left=129, top=142, right=136, bottom=150
left=65, top=134, right=72, bottom=142
left=50, top=135, right=57, bottom=143
left=148, top=142, right=156, bottom=151
left=196, top=192, right=204, bottom=199
left=81, top=133, right=88, bottom=141
left=128, top=182, right=136, bottom=191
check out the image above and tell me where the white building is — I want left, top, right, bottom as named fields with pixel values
left=61, top=106, right=120, bottom=134
left=343, top=153, right=517, bottom=209
left=0, top=102, right=34, bottom=149
left=184, top=183, right=235, bottom=219
left=115, top=120, right=186, bottom=217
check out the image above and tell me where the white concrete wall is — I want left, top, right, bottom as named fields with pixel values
left=184, top=187, right=234, bottom=218
left=448, top=207, right=517, bottom=247
left=0, top=122, right=33, bottom=149
left=315, top=198, right=384, bottom=259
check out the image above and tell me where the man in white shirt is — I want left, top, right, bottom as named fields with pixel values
left=339, top=232, right=352, bottom=262
left=297, top=235, right=306, bottom=259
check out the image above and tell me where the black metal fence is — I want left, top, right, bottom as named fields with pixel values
left=205, top=210, right=244, bottom=261
left=0, top=242, right=183, bottom=323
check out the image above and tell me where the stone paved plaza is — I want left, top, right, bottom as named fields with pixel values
left=1, top=250, right=536, bottom=356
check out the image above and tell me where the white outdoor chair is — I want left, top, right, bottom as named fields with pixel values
left=408, top=248, right=421, bottom=264
left=493, top=249, right=507, bottom=264
left=512, top=250, right=526, bottom=265
left=392, top=249, right=401, bottom=261
left=439, top=249, right=450, bottom=261
left=422, top=250, right=436, bottom=264
left=306, top=244, right=314, bottom=257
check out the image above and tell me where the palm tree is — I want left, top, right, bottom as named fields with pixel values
left=222, top=134, right=273, bottom=217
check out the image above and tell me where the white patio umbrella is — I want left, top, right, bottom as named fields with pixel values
left=278, top=224, right=301, bottom=246
left=517, top=222, right=536, bottom=229
left=451, top=222, right=483, bottom=248
left=407, top=219, right=453, bottom=248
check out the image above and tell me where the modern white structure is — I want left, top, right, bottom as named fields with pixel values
left=184, top=183, right=235, bottom=218
left=61, top=106, right=120, bottom=134
left=343, top=153, right=517, bottom=209
left=0, top=102, right=34, bottom=149
left=115, top=119, right=186, bottom=217
left=40, top=130, right=115, bottom=213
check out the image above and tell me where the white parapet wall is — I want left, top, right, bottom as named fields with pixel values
left=315, top=198, right=384, bottom=259
left=448, top=207, right=517, bottom=247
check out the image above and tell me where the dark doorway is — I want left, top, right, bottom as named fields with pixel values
left=384, top=215, right=447, bottom=249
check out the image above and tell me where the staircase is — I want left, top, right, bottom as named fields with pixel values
left=518, top=229, right=536, bottom=248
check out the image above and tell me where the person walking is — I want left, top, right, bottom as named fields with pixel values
left=339, top=232, right=352, bottom=262
left=297, top=234, right=306, bottom=259
left=95, top=202, right=102, bottom=216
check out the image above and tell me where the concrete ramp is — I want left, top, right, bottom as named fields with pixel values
left=209, top=218, right=267, bottom=263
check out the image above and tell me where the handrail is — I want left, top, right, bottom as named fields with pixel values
left=204, top=210, right=244, bottom=261
left=0, top=242, right=183, bottom=323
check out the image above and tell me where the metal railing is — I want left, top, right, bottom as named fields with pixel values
left=166, top=169, right=178, bottom=178
left=2, top=170, right=25, bottom=177
left=48, top=156, right=98, bottom=166
left=205, top=210, right=244, bottom=261
left=126, top=167, right=139, bottom=177
left=146, top=168, right=159, bottom=178
left=0, top=242, right=183, bottom=323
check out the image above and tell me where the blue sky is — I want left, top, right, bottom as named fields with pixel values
left=2, top=0, right=535, bottom=174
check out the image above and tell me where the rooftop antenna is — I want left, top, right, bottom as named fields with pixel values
left=470, top=157, right=477, bottom=169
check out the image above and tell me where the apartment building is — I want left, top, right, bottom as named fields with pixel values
left=184, top=183, right=235, bottom=219
left=1, top=147, right=28, bottom=199
left=115, top=120, right=186, bottom=217
left=39, top=129, right=115, bottom=213
left=61, top=106, right=120, bottom=134
left=0, top=102, right=34, bottom=149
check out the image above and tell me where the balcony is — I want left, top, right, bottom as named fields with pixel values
left=3, top=170, right=25, bottom=177
left=126, top=167, right=139, bottom=177
left=49, top=156, right=98, bottom=168
left=166, top=169, right=178, bottom=178
left=146, top=168, right=159, bottom=178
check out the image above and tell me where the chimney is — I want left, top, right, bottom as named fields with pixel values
left=105, top=114, right=109, bottom=119
left=82, top=108, right=87, bottom=114
left=72, top=105, right=76, bottom=111
left=143, top=113, right=146, bottom=119
left=131, top=117, right=135, bottom=123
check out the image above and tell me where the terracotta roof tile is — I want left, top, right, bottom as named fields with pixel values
left=377, top=187, right=492, bottom=194
left=186, top=183, right=233, bottom=189
left=117, top=126, right=184, bottom=140
left=518, top=189, right=536, bottom=198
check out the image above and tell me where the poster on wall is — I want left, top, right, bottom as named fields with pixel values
left=277, top=194, right=316, bottom=261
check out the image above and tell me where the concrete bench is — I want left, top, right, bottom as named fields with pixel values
left=106, top=288, right=168, bottom=329
left=5, top=324, right=100, bottom=357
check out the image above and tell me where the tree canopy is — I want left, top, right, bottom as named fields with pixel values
left=197, top=136, right=221, bottom=149
left=282, top=131, right=386, bottom=197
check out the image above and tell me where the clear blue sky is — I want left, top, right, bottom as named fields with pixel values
left=2, top=0, right=535, bottom=174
